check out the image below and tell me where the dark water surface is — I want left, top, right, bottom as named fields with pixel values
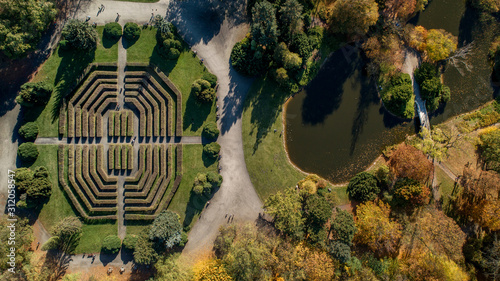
left=285, top=0, right=498, bottom=183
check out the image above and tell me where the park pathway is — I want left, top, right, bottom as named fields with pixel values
left=34, top=136, right=203, bottom=145
left=116, top=38, right=127, bottom=239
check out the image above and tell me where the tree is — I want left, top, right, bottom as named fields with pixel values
left=355, top=201, right=402, bottom=256
left=0, top=0, right=57, bottom=57
left=203, top=122, right=219, bottom=139
left=51, top=216, right=82, bottom=251
left=192, top=79, right=215, bottom=103
left=123, top=22, right=141, bottom=41
left=149, top=210, right=182, bottom=248
left=41, top=236, right=60, bottom=251
left=331, top=208, right=357, bottom=246
left=192, top=173, right=220, bottom=196
left=381, top=73, right=415, bottom=119
left=18, top=122, right=39, bottom=141
left=329, top=241, right=351, bottom=263
left=155, top=254, right=193, bottom=281
left=409, top=26, right=457, bottom=62
left=347, top=172, right=380, bottom=202
left=383, top=0, right=417, bottom=20
left=25, top=178, right=52, bottom=200
left=279, top=0, right=303, bottom=42
left=404, top=253, right=469, bottom=281
left=420, top=77, right=450, bottom=111
left=193, top=259, right=232, bottom=281
left=103, top=22, right=122, bottom=39
left=251, top=1, right=278, bottom=47
left=203, top=143, right=221, bottom=159
left=101, top=235, right=121, bottom=254
left=18, top=142, right=39, bottom=163
left=202, top=72, right=218, bottom=87
left=296, top=244, right=337, bottom=281
left=388, top=144, right=433, bottom=183
left=134, top=232, right=158, bottom=265
left=330, top=0, right=379, bottom=36
left=304, top=195, right=332, bottom=228
left=415, top=62, right=438, bottom=84
left=0, top=216, right=33, bottom=272
left=16, top=82, right=53, bottom=107
left=483, top=235, right=500, bottom=280
left=62, top=19, right=98, bottom=50
left=413, top=126, right=463, bottom=162
left=122, top=234, right=138, bottom=251
left=391, top=178, right=430, bottom=207
left=471, top=0, right=500, bottom=13
left=264, top=187, right=304, bottom=238
left=479, top=129, right=500, bottom=173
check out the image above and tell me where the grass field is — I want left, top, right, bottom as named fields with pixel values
left=127, top=27, right=216, bottom=136
left=31, top=26, right=119, bottom=137
left=242, top=76, right=305, bottom=201
left=435, top=166, right=457, bottom=208
left=168, top=144, right=218, bottom=230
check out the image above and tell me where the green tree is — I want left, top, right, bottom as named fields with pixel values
left=251, top=0, right=279, bottom=46
left=103, top=22, right=122, bottom=39
left=0, top=216, right=33, bottom=272
left=304, top=194, right=332, bottom=228
left=155, top=254, right=193, bottom=280
left=18, top=142, right=39, bottom=163
left=382, top=73, right=415, bottom=119
left=0, top=0, right=57, bottom=57
left=264, top=187, right=304, bottom=238
left=62, top=19, right=98, bottom=50
left=18, top=122, right=39, bottom=141
left=279, top=0, right=303, bottom=42
left=192, top=79, right=215, bottom=103
left=479, top=129, right=500, bottom=173
left=51, top=216, right=82, bottom=251
left=123, top=22, right=141, bottom=41
left=149, top=210, right=183, bottom=248
left=274, top=67, right=289, bottom=88
left=16, top=81, right=53, bottom=107
left=203, top=142, right=221, bottom=159
left=329, top=241, right=351, bottom=263
left=347, top=172, right=380, bottom=202
left=415, top=62, right=438, bottom=84
left=330, top=0, right=379, bottom=36
left=134, top=232, right=158, bottom=265
left=25, top=177, right=52, bottom=200
left=122, top=234, right=138, bottom=251
left=41, top=236, right=60, bottom=251
left=101, top=235, right=121, bottom=254
left=331, top=208, right=357, bottom=246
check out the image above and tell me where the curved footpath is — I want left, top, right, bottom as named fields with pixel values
left=165, top=0, right=263, bottom=257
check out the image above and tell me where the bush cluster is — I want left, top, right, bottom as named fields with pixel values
left=122, top=234, right=138, bottom=251
left=346, top=172, right=380, bottom=202
left=191, top=79, right=216, bottom=103
left=15, top=166, right=52, bottom=208
left=415, top=63, right=450, bottom=112
left=192, top=171, right=223, bottom=196
left=104, top=22, right=122, bottom=39
left=61, top=19, right=98, bottom=50
left=18, top=122, right=39, bottom=141
left=202, top=122, right=220, bottom=139
left=18, top=142, right=39, bottom=163
left=16, top=81, right=53, bottom=107
left=380, top=73, right=415, bottom=119
left=203, top=142, right=221, bottom=159
left=101, top=235, right=122, bottom=254
left=230, top=37, right=271, bottom=76
left=156, top=25, right=182, bottom=60
left=123, top=22, right=141, bottom=41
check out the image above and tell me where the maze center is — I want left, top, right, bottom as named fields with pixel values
left=57, top=63, right=185, bottom=222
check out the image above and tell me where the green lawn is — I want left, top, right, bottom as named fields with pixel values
left=31, top=26, right=119, bottom=137
left=75, top=222, right=118, bottom=253
left=242, top=77, right=305, bottom=201
left=168, top=144, right=218, bottom=230
left=436, top=166, right=457, bottom=208
left=126, top=27, right=216, bottom=136
left=332, top=185, right=350, bottom=206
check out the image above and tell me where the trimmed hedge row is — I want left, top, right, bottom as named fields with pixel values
left=82, top=145, right=117, bottom=197
left=96, top=98, right=118, bottom=138
left=125, top=97, right=146, bottom=137
left=125, top=144, right=162, bottom=199
left=125, top=144, right=152, bottom=190
left=125, top=144, right=145, bottom=183
left=89, top=145, right=116, bottom=191
left=97, top=145, right=118, bottom=182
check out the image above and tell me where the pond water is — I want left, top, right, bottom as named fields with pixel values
left=285, top=0, right=498, bottom=183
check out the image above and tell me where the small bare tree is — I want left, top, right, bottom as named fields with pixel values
left=446, top=42, right=474, bottom=76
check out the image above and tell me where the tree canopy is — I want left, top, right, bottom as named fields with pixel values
left=251, top=0, right=279, bottom=46
left=388, top=144, right=433, bottom=183
left=331, top=208, right=357, bottom=246
left=347, top=172, right=380, bottom=202
left=0, top=0, right=57, bottom=58
left=62, top=19, right=98, bottom=50
left=149, top=210, right=183, bottom=248
left=479, top=129, right=500, bottom=173
left=264, top=187, right=304, bottom=238
left=330, top=0, right=379, bottom=36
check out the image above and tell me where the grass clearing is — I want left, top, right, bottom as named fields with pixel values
left=332, top=185, right=350, bottom=206
left=168, top=144, right=218, bottom=230
left=126, top=27, right=216, bottom=136
left=75, top=222, right=118, bottom=253
left=242, top=76, right=305, bottom=201
left=435, top=166, right=457, bottom=208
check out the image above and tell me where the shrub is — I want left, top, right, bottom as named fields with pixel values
left=346, top=172, right=380, bottom=202
left=230, top=37, right=270, bottom=76
left=274, top=67, right=290, bottom=88
left=202, top=72, right=218, bottom=87
left=101, top=235, right=121, bottom=254
left=479, top=129, right=500, bottom=173
left=206, top=171, right=223, bottom=187
left=103, top=22, right=122, bottom=39
left=179, top=232, right=188, bottom=247
left=16, top=82, right=53, bottom=107
left=123, top=22, right=141, bottom=41
left=203, top=143, right=221, bottom=159
left=18, top=142, right=39, bottom=163
left=163, top=39, right=181, bottom=50
left=122, top=234, right=138, bottom=251
left=415, top=62, right=438, bottom=84
left=290, top=32, right=314, bottom=61
left=158, top=38, right=181, bottom=60
left=192, top=79, right=215, bottom=103
left=41, top=236, right=60, bottom=251
left=18, top=122, right=39, bottom=141
left=193, top=172, right=220, bottom=196
left=26, top=178, right=52, bottom=200
left=62, top=19, right=97, bottom=50
left=202, top=122, right=219, bottom=139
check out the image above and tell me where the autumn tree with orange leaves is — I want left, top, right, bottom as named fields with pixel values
left=388, top=144, right=433, bottom=183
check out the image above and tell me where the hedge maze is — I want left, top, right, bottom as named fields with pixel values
left=57, top=63, right=184, bottom=221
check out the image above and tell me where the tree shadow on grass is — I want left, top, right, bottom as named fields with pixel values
left=182, top=187, right=218, bottom=228
left=102, top=35, right=120, bottom=49
left=149, top=45, right=179, bottom=76
left=183, top=92, right=211, bottom=133
left=50, top=47, right=95, bottom=122
left=201, top=152, right=216, bottom=167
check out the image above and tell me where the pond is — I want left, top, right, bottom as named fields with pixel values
left=285, top=0, right=498, bottom=183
